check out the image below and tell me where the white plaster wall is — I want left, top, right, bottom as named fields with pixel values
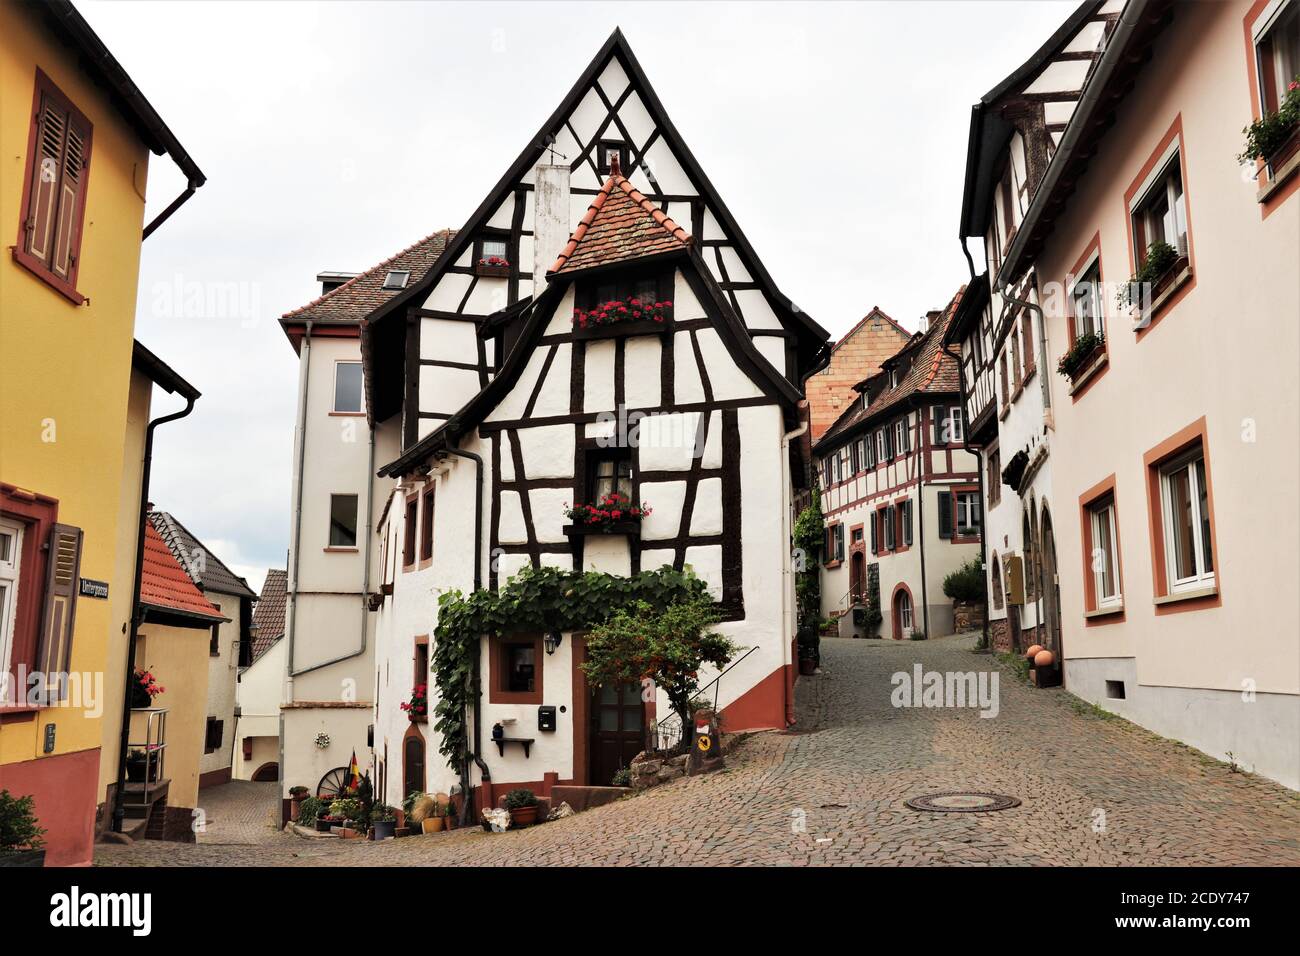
left=232, top=638, right=285, bottom=780
left=200, top=590, right=243, bottom=778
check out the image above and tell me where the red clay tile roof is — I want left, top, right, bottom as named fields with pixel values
left=141, top=523, right=226, bottom=623
left=249, top=569, right=287, bottom=662
left=282, top=228, right=456, bottom=324
left=149, top=511, right=255, bottom=598
left=814, top=288, right=965, bottom=451
left=550, top=168, right=690, bottom=275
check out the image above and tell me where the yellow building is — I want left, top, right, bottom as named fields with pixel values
left=0, top=0, right=203, bottom=865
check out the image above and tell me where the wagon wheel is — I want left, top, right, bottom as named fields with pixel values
left=316, top=767, right=350, bottom=799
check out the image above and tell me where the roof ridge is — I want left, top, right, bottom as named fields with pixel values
left=283, top=227, right=456, bottom=319
left=549, top=173, right=690, bottom=275
left=148, top=510, right=253, bottom=596
left=833, top=306, right=909, bottom=350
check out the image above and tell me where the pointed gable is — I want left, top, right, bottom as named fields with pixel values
left=551, top=171, right=690, bottom=275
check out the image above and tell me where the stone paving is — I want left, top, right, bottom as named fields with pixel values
left=96, top=634, right=1300, bottom=866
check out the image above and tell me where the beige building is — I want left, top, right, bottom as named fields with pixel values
left=983, top=0, right=1299, bottom=788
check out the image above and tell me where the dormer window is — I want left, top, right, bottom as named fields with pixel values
left=596, top=140, right=629, bottom=176
left=382, top=270, right=410, bottom=290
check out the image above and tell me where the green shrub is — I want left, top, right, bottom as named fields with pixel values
left=943, top=557, right=986, bottom=602
left=370, top=803, right=397, bottom=824
left=296, top=796, right=324, bottom=826
left=502, top=788, right=538, bottom=810
left=611, top=767, right=632, bottom=788
left=0, top=790, right=45, bottom=853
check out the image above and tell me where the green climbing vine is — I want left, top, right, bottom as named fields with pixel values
left=431, top=564, right=710, bottom=768
left=792, top=488, right=824, bottom=637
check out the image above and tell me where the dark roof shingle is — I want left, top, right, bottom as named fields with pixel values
left=149, top=511, right=255, bottom=598
left=249, top=569, right=287, bottom=662
left=282, top=229, right=455, bottom=324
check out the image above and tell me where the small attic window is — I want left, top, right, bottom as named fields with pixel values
left=382, top=270, right=410, bottom=290
left=596, top=140, right=629, bottom=176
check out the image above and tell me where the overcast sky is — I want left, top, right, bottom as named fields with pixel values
left=81, top=0, right=1076, bottom=593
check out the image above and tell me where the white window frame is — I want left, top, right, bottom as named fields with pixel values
left=332, top=360, right=364, bottom=414
left=1159, top=449, right=1215, bottom=593
left=1130, top=143, right=1188, bottom=260
left=956, top=491, right=982, bottom=536
left=898, top=590, right=913, bottom=632
left=1069, top=254, right=1106, bottom=340
left=894, top=420, right=908, bottom=455
left=0, top=518, right=23, bottom=679
left=947, top=406, right=964, bottom=444
left=480, top=237, right=508, bottom=260
left=1089, top=501, right=1122, bottom=608
left=876, top=430, right=886, bottom=463
left=1253, top=0, right=1300, bottom=114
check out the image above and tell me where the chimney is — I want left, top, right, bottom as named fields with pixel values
left=918, top=309, right=941, bottom=334
left=532, top=162, right=571, bottom=294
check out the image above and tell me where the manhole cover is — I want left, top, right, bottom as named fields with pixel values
left=905, top=792, right=1021, bottom=813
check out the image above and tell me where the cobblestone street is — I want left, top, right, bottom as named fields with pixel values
left=96, top=634, right=1300, bottom=867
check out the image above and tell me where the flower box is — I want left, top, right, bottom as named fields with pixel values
left=573, top=297, right=673, bottom=340
left=1267, top=123, right=1300, bottom=177
left=562, top=493, right=651, bottom=533
left=475, top=256, right=510, bottom=278
left=563, top=521, right=642, bottom=538
left=572, top=317, right=673, bottom=341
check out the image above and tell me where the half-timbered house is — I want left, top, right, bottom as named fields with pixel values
left=813, top=298, right=982, bottom=641
left=948, top=0, right=1119, bottom=656
left=295, top=30, right=831, bottom=810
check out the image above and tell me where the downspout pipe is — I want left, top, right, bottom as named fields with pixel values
left=142, top=179, right=200, bottom=241
left=112, top=391, right=197, bottom=833
left=439, top=444, right=486, bottom=825
left=916, top=399, right=929, bottom=640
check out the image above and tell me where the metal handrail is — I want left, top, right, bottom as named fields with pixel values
left=647, top=646, right=758, bottom=752
left=125, top=707, right=168, bottom=806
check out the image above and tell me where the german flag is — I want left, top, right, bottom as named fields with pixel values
left=348, top=750, right=362, bottom=790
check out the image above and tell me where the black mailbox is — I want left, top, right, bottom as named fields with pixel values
left=538, top=705, right=557, bottom=732
left=852, top=607, right=866, bottom=627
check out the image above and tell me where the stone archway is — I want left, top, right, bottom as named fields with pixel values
left=251, top=762, right=278, bottom=782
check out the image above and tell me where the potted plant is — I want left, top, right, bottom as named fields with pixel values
left=1239, top=77, right=1300, bottom=177
left=315, top=814, right=336, bottom=833
left=370, top=804, right=397, bottom=840
left=288, top=785, right=310, bottom=819
left=491, top=722, right=505, bottom=742
left=563, top=492, right=652, bottom=534
left=330, top=797, right=363, bottom=828
left=130, top=666, right=164, bottom=709
left=476, top=254, right=511, bottom=278
left=572, top=296, right=674, bottom=338
left=125, top=747, right=159, bottom=783
left=0, top=790, right=46, bottom=868
left=1117, top=240, right=1180, bottom=324
left=1056, top=331, right=1106, bottom=380
left=399, top=683, right=428, bottom=721
left=502, top=788, right=539, bottom=828
left=296, top=795, right=323, bottom=828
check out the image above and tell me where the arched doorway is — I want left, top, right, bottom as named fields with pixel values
left=251, top=762, right=278, bottom=782
left=892, top=585, right=913, bottom=640
left=403, top=725, right=426, bottom=798
left=1040, top=506, right=1062, bottom=672
left=850, top=551, right=865, bottom=603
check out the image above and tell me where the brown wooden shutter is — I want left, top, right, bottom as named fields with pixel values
left=24, top=98, right=67, bottom=268
left=50, top=115, right=89, bottom=282
left=37, top=523, right=82, bottom=700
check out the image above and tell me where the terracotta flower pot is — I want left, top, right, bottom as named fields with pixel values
left=509, top=805, right=538, bottom=828
left=422, top=817, right=445, bottom=834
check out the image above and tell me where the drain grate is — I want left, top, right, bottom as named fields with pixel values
left=905, top=792, right=1021, bottom=813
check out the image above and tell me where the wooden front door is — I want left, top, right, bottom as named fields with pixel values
left=589, top=683, right=645, bottom=785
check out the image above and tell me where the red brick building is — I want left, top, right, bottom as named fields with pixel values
left=806, top=307, right=912, bottom=441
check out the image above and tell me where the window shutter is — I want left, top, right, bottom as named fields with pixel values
left=938, top=492, right=953, bottom=539
left=885, top=428, right=893, bottom=460
left=869, top=514, right=877, bottom=554
left=50, top=115, right=88, bottom=282
left=904, top=502, right=914, bottom=546
left=836, top=526, right=845, bottom=562
left=37, top=523, right=81, bottom=701
left=214, top=719, right=224, bottom=750
left=933, top=407, right=947, bottom=446
left=25, top=99, right=67, bottom=268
